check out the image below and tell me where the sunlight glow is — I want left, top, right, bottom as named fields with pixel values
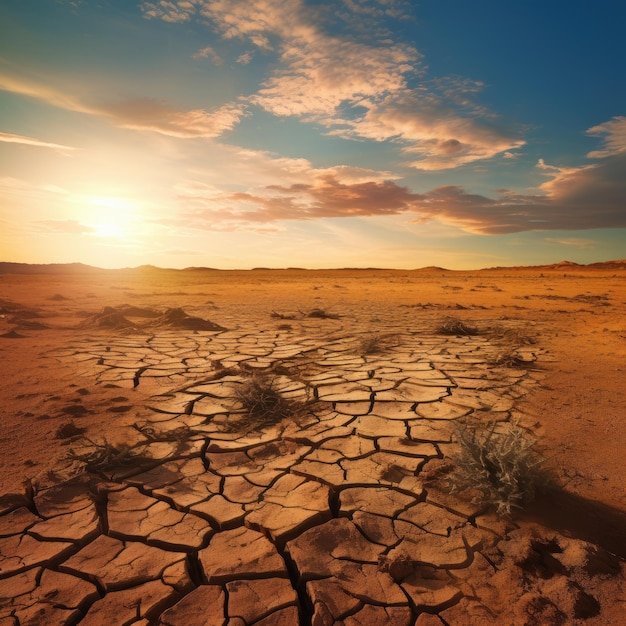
left=90, top=220, right=127, bottom=238
left=86, top=195, right=137, bottom=211
left=80, top=195, right=141, bottom=240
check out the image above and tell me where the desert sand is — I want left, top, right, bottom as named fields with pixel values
left=0, top=263, right=625, bottom=625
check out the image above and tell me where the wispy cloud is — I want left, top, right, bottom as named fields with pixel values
left=544, top=237, right=597, bottom=249
left=586, top=116, right=626, bottom=158
left=0, top=176, right=70, bottom=199
left=140, top=0, right=524, bottom=169
left=34, top=219, right=94, bottom=234
left=0, top=131, right=77, bottom=154
left=0, top=72, right=245, bottom=139
left=99, top=97, right=245, bottom=138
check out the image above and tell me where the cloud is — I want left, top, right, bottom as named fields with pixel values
left=236, top=52, right=253, bottom=65
left=0, top=72, right=245, bottom=139
left=171, top=119, right=626, bottom=234
left=0, top=131, right=77, bottom=154
left=250, top=38, right=419, bottom=118
left=35, top=219, right=94, bottom=234
left=330, top=91, right=525, bottom=170
left=544, top=237, right=597, bottom=249
left=0, top=176, right=70, bottom=199
left=99, top=97, right=245, bottom=138
left=192, top=44, right=223, bottom=65
left=0, top=72, right=94, bottom=115
left=140, top=0, right=197, bottom=23
left=586, top=116, right=626, bottom=158
left=140, top=0, right=523, bottom=168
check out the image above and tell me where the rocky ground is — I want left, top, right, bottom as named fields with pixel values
left=0, top=267, right=624, bottom=625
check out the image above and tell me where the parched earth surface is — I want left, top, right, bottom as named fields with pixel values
left=0, top=268, right=625, bottom=625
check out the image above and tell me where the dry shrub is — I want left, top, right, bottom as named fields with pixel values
left=306, top=308, right=340, bottom=319
left=436, top=317, right=478, bottom=336
left=55, top=421, right=86, bottom=439
left=270, top=311, right=296, bottom=320
left=447, top=420, right=549, bottom=515
left=357, top=332, right=399, bottom=355
left=359, top=334, right=384, bottom=355
left=234, top=375, right=294, bottom=426
left=488, top=326, right=537, bottom=367
left=69, top=438, right=140, bottom=473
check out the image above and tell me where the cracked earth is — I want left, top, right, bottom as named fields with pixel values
left=1, top=268, right=625, bottom=625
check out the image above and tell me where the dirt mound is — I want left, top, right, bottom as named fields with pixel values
left=0, top=330, right=26, bottom=338
left=151, top=307, right=226, bottom=331
left=8, top=317, right=49, bottom=329
left=79, top=306, right=135, bottom=329
left=116, top=304, right=160, bottom=318
left=0, top=298, right=42, bottom=319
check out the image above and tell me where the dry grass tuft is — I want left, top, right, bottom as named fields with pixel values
left=234, top=374, right=295, bottom=426
left=488, top=326, right=538, bottom=367
left=447, top=419, right=549, bottom=515
left=436, top=317, right=479, bottom=336
left=357, top=332, right=399, bottom=355
left=306, top=308, right=341, bottom=319
left=69, top=438, right=142, bottom=474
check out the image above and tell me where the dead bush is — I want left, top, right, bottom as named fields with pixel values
left=447, top=419, right=549, bottom=515
left=436, top=317, right=478, bottom=336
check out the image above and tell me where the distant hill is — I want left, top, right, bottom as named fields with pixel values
left=485, top=260, right=626, bottom=272
left=1, top=260, right=624, bottom=274
left=585, top=260, right=626, bottom=270
left=538, top=260, right=626, bottom=271
left=0, top=262, right=102, bottom=275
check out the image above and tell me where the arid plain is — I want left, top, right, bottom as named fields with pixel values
left=1, top=263, right=625, bottom=625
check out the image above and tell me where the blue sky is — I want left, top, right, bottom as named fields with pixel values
left=1, top=0, right=624, bottom=269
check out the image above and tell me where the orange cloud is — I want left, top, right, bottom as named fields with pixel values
left=174, top=145, right=626, bottom=233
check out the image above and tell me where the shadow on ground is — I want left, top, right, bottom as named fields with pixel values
left=521, top=486, right=626, bottom=560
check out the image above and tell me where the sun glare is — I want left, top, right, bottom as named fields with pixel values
left=91, top=220, right=126, bottom=238
left=87, top=195, right=136, bottom=211
left=81, top=194, right=140, bottom=240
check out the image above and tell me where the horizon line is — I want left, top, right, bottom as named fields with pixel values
left=1, top=259, right=625, bottom=274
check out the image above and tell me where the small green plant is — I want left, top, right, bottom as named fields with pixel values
left=447, top=419, right=549, bottom=515
left=234, top=375, right=294, bottom=426
left=436, top=317, right=478, bottom=336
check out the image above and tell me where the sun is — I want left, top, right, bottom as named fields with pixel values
left=82, top=195, right=139, bottom=239
left=91, top=220, right=127, bottom=238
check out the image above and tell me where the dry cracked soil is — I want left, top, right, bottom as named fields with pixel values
left=0, top=266, right=625, bottom=625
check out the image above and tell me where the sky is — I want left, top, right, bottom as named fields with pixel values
left=1, top=0, right=625, bottom=270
